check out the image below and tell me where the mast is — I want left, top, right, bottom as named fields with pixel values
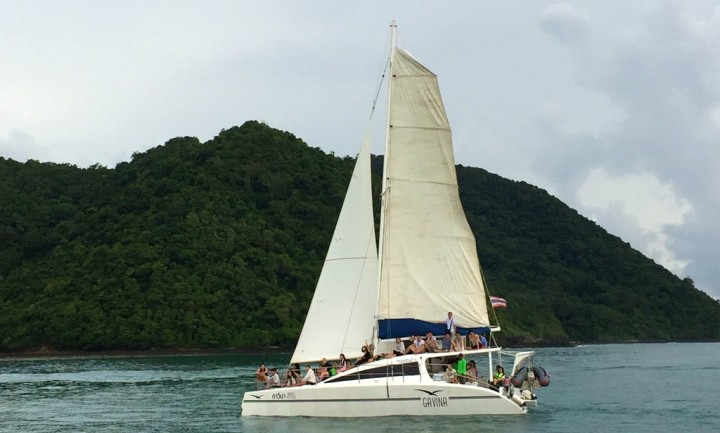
left=375, top=20, right=396, bottom=346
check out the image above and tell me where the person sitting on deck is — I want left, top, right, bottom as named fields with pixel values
left=301, top=364, right=317, bottom=385
left=467, top=331, right=481, bottom=349
left=451, top=333, right=465, bottom=352
left=266, top=368, right=281, bottom=388
left=337, top=353, right=349, bottom=372
left=442, top=332, right=452, bottom=351
left=445, top=364, right=458, bottom=383
left=423, top=332, right=439, bottom=353
left=284, top=368, right=297, bottom=387
left=466, top=359, right=479, bottom=383
left=480, top=333, right=488, bottom=348
left=405, top=335, right=425, bottom=354
left=354, top=345, right=373, bottom=366
left=255, top=363, right=268, bottom=389
left=317, top=358, right=334, bottom=381
left=290, top=363, right=301, bottom=382
left=492, top=365, right=505, bottom=387
left=392, top=337, right=405, bottom=357
left=365, top=343, right=384, bottom=362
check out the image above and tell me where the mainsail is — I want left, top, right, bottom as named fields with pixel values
left=290, top=136, right=378, bottom=364
left=377, top=48, right=490, bottom=338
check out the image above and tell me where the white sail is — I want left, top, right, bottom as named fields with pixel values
left=290, top=136, right=378, bottom=364
left=377, top=48, right=490, bottom=333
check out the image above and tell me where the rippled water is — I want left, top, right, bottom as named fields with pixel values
left=1, top=344, right=717, bottom=433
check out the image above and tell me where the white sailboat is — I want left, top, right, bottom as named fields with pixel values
left=241, top=22, right=548, bottom=417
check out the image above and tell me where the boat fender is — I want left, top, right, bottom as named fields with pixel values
left=511, top=366, right=528, bottom=388
left=532, top=365, right=550, bottom=387
left=511, top=393, right=525, bottom=407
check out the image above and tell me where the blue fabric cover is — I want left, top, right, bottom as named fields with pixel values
left=378, top=318, right=490, bottom=339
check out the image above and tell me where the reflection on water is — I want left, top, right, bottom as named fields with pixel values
left=240, top=414, right=535, bottom=433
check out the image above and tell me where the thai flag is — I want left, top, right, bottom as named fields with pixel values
left=490, top=296, right=507, bottom=309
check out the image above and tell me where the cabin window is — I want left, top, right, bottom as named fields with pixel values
left=395, top=362, right=420, bottom=376
left=322, top=362, right=420, bottom=384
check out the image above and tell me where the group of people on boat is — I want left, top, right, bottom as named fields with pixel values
left=444, top=353, right=476, bottom=384
left=445, top=358, right=506, bottom=388
left=255, top=362, right=325, bottom=389
left=403, top=329, right=488, bottom=353
left=255, top=358, right=492, bottom=389
left=253, top=312, right=496, bottom=390
left=255, top=357, right=507, bottom=390
left=254, top=346, right=378, bottom=389
left=390, top=312, right=489, bottom=356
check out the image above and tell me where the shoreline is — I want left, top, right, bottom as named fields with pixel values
left=0, top=346, right=290, bottom=360
left=2, top=339, right=717, bottom=360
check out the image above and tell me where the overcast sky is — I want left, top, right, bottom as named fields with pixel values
left=2, top=1, right=718, bottom=299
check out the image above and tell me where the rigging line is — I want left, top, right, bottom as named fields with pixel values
left=369, top=29, right=392, bottom=118
left=342, top=222, right=378, bottom=354
left=479, top=260, right=501, bottom=329
left=388, top=125, right=449, bottom=131
left=371, top=57, right=391, bottom=116
left=394, top=74, right=437, bottom=79
left=325, top=256, right=376, bottom=263
left=389, top=178, right=457, bottom=187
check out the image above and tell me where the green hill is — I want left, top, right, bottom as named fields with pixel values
left=1, top=121, right=718, bottom=352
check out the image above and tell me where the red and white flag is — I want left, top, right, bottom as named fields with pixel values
left=490, top=296, right=507, bottom=309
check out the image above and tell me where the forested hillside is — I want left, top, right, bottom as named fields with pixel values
left=456, top=166, right=720, bottom=344
left=1, top=121, right=718, bottom=352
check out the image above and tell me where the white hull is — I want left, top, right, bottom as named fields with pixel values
left=241, top=353, right=529, bottom=417
left=242, top=382, right=525, bottom=417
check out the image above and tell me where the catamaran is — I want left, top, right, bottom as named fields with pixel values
left=241, top=22, right=549, bottom=417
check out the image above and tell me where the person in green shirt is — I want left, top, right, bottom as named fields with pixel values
left=455, top=353, right=468, bottom=384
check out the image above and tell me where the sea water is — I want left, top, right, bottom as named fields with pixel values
left=0, top=343, right=717, bottom=433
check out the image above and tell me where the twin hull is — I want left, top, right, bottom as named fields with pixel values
left=241, top=379, right=525, bottom=417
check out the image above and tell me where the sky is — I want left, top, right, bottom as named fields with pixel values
left=1, top=1, right=718, bottom=300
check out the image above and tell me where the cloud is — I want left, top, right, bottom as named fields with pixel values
left=540, top=3, right=589, bottom=42
left=578, top=168, right=693, bottom=275
left=533, top=2, right=720, bottom=297
left=0, top=130, right=46, bottom=162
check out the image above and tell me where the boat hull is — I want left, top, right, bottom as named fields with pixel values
left=241, top=380, right=526, bottom=417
